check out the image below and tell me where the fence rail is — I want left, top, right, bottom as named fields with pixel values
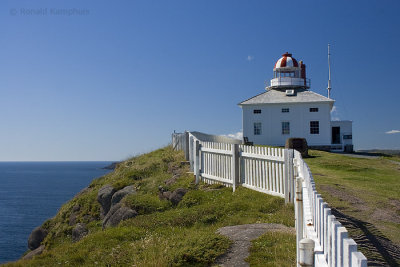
left=172, top=131, right=367, bottom=267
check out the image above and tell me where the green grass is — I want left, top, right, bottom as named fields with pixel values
left=6, top=146, right=295, bottom=266
left=304, top=150, right=400, bottom=264
left=246, top=231, right=296, bottom=267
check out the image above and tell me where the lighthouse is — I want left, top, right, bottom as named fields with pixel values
left=239, top=52, right=353, bottom=152
left=270, top=52, right=310, bottom=89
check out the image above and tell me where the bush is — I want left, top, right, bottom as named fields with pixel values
left=178, top=190, right=207, bottom=208
left=285, top=138, right=308, bottom=157
left=123, top=193, right=171, bottom=215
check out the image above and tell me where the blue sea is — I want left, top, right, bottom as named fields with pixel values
left=0, top=162, right=112, bottom=264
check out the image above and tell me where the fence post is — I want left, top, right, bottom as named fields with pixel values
left=351, top=251, right=367, bottom=267
left=288, top=149, right=295, bottom=203
left=284, top=149, right=290, bottom=204
left=331, top=219, right=341, bottom=267
left=343, top=238, right=357, bottom=267
left=189, top=135, right=194, bottom=171
left=323, top=206, right=331, bottom=260
left=184, top=131, right=190, bottom=161
left=337, top=227, right=348, bottom=266
left=195, top=140, right=200, bottom=184
left=232, top=144, right=239, bottom=192
left=299, top=238, right=314, bottom=267
left=296, top=177, right=304, bottom=265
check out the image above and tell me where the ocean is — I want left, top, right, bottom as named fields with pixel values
left=0, top=161, right=112, bottom=264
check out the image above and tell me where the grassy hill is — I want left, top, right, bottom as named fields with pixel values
left=305, top=150, right=400, bottom=266
left=5, top=146, right=295, bottom=266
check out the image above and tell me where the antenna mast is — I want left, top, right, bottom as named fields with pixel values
left=327, top=44, right=332, bottom=98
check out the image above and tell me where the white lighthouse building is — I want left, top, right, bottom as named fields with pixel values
left=239, top=52, right=353, bottom=152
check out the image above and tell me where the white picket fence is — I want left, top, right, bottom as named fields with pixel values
left=293, top=150, right=367, bottom=267
left=171, top=131, right=367, bottom=267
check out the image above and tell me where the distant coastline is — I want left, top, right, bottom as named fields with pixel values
left=102, top=162, right=120, bottom=170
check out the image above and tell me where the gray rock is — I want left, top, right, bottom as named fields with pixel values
left=68, top=204, right=81, bottom=226
left=22, top=245, right=45, bottom=260
left=111, top=185, right=136, bottom=207
left=72, top=204, right=80, bottom=212
left=102, top=203, right=138, bottom=228
left=69, top=212, right=77, bottom=226
left=159, top=191, right=172, bottom=201
left=97, top=184, right=116, bottom=218
left=82, top=214, right=95, bottom=223
left=27, top=227, right=48, bottom=250
left=169, top=188, right=188, bottom=205
left=72, top=223, right=88, bottom=242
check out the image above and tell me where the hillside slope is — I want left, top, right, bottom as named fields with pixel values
left=305, top=150, right=400, bottom=266
left=5, top=146, right=295, bottom=266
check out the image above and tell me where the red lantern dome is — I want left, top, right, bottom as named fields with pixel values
left=274, top=52, right=299, bottom=69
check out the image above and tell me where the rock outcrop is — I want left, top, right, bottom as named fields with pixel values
left=97, top=185, right=116, bottom=218
left=72, top=223, right=88, bottom=242
left=169, top=188, right=188, bottom=205
left=27, top=227, right=48, bottom=250
left=158, top=187, right=187, bottom=205
left=68, top=204, right=81, bottom=226
left=22, top=245, right=45, bottom=260
left=111, top=185, right=136, bottom=208
left=97, top=185, right=138, bottom=228
left=102, top=203, right=137, bottom=228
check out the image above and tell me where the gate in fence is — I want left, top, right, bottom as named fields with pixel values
left=172, top=131, right=367, bottom=267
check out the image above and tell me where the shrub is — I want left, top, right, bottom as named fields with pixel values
left=123, top=193, right=171, bottom=215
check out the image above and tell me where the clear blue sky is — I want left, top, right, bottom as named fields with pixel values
left=1, top=0, right=399, bottom=161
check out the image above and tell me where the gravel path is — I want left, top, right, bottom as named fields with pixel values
left=215, top=223, right=295, bottom=267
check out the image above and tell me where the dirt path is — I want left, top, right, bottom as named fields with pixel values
left=214, top=223, right=295, bottom=267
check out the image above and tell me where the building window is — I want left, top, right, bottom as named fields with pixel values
left=253, top=109, right=261, bottom=114
left=310, top=121, right=319, bottom=134
left=282, top=122, right=290, bottom=135
left=343, top=135, right=352, bottom=140
left=281, top=108, right=289, bottom=113
left=310, top=107, right=319, bottom=112
left=254, top=123, right=262, bottom=135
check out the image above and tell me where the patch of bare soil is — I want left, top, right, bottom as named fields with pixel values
left=319, top=184, right=368, bottom=211
left=214, top=223, right=295, bottom=267
left=372, top=208, right=400, bottom=224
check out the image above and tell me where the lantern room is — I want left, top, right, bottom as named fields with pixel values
left=269, top=52, right=310, bottom=89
